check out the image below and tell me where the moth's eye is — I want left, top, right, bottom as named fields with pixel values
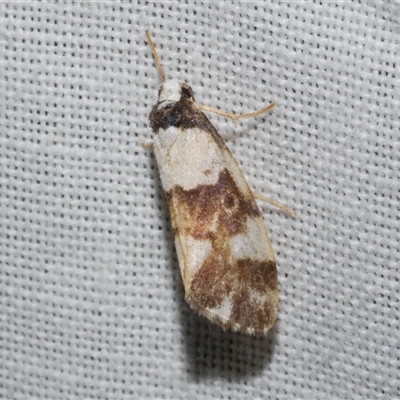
left=181, top=87, right=192, bottom=99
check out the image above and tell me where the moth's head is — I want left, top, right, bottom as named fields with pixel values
left=158, top=80, right=195, bottom=103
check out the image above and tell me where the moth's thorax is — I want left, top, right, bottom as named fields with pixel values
left=158, top=79, right=195, bottom=104
left=150, top=80, right=202, bottom=133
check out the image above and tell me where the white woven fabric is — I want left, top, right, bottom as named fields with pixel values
left=1, top=2, right=399, bottom=399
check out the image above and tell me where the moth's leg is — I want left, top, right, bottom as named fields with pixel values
left=252, top=191, right=295, bottom=218
left=140, top=141, right=154, bottom=150
left=198, top=102, right=275, bottom=121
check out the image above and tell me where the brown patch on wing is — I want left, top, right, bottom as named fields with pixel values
left=167, top=168, right=259, bottom=240
left=230, top=259, right=278, bottom=332
left=166, top=168, right=278, bottom=335
left=188, top=256, right=278, bottom=335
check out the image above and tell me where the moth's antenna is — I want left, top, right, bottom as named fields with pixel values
left=145, top=30, right=166, bottom=83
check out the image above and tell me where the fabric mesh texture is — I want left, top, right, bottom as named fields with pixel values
left=1, top=2, right=399, bottom=399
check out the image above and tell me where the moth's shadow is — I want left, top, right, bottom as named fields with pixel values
left=150, top=150, right=277, bottom=381
left=177, top=294, right=277, bottom=381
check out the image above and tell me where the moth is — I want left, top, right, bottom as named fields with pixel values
left=145, top=31, right=293, bottom=335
